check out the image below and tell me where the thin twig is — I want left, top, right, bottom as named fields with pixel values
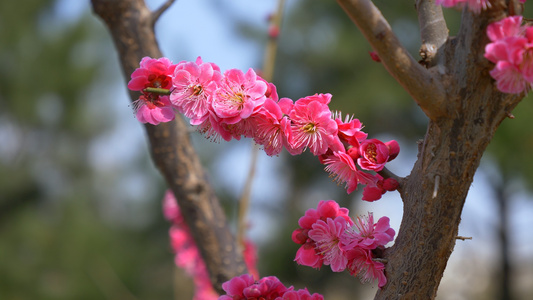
left=456, top=236, right=472, bottom=241
left=336, top=0, right=447, bottom=121
left=152, top=0, right=176, bottom=25
left=237, top=0, right=285, bottom=248
left=237, top=143, right=259, bottom=247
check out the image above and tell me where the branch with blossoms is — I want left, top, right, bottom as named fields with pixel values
left=127, top=54, right=402, bottom=292
left=128, top=56, right=402, bottom=201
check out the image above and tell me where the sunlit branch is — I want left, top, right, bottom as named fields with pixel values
left=237, top=0, right=286, bottom=248
left=336, top=0, right=447, bottom=121
left=416, top=0, right=448, bottom=67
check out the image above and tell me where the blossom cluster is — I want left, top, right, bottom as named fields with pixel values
left=436, top=0, right=526, bottom=14
left=220, top=274, right=323, bottom=300
left=128, top=57, right=400, bottom=200
left=163, top=190, right=259, bottom=300
left=292, top=200, right=395, bottom=288
left=435, top=0, right=491, bottom=13
left=484, top=15, right=533, bottom=94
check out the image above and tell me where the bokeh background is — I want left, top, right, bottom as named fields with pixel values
left=1, top=0, right=533, bottom=299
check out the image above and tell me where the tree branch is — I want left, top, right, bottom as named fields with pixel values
left=152, top=0, right=176, bottom=26
left=415, top=0, right=448, bottom=67
left=90, top=0, right=246, bottom=293
left=336, top=0, right=447, bottom=121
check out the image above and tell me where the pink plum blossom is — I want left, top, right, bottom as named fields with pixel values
left=128, top=57, right=177, bottom=125
left=170, top=57, right=222, bottom=123
left=280, top=289, right=324, bottom=300
left=362, top=184, right=385, bottom=202
left=219, top=275, right=290, bottom=300
left=133, top=95, right=175, bottom=125
left=484, top=16, right=533, bottom=94
left=436, top=0, right=491, bottom=13
left=128, top=56, right=176, bottom=91
left=334, top=112, right=367, bottom=146
left=322, top=151, right=360, bottom=194
left=289, top=95, right=338, bottom=156
left=213, top=68, right=267, bottom=124
left=345, top=247, right=387, bottom=288
left=219, top=275, right=324, bottom=300
left=294, top=242, right=323, bottom=269
left=308, top=216, right=349, bottom=272
left=357, top=139, right=393, bottom=171
left=490, top=61, right=529, bottom=94
left=252, top=98, right=292, bottom=156
left=486, top=16, right=523, bottom=42
left=341, top=213, right=395, bottom=251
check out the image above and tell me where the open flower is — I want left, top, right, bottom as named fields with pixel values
left=133, top=95, right=175, bottom=125
left=289, top=95, right=338, bottom=156
left=345, top=247, right=387, bottom=288
left=171, top=56, right=222, bottom=123
left=213, top=68, right=267, bottom=124
left=308, top=216, right=349, bottom=272
left=341, top=213, right=395, bottom=251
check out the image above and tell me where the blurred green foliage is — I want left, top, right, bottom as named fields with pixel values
left=0, top=0, right=178, bottom=299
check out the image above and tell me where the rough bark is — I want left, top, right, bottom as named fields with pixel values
left=90, top=0, right=246, bottom=293
left=375, top=2, right=522, bottom=300
left=337, top=0, right=524, bottom=299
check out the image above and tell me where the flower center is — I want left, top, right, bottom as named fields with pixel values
left=302, top=123, right=317, bottom=133
left=148, top=74, right=171, bottom=89
left=192, top=84, right=203, bottom=96
left=365, top=144, right=377, bottom=163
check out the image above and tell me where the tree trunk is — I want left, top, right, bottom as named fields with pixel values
left=375, top=5, right=523, bottom=299
left=90, top=0, right=247, bottom=293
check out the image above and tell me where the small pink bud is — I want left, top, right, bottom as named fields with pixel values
left=362, top=185, right=384, bottom=202
left=268, top=25, right=280, bottom=38
left=383, top=178, right=399, bottom=191
left=385, top=140, right=400, bottom=161
left=347, top=147, right=360, bottom=160
left=369, top=51, right=381, bottom=62
left=292, top=228, right=309, bottom=245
